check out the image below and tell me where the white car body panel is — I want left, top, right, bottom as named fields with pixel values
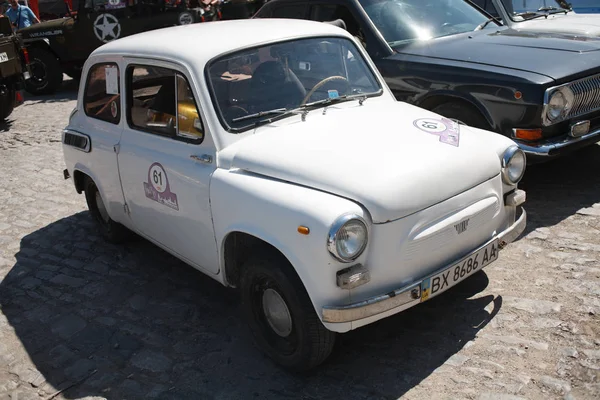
left=490, top=0, right=600, bottom=36
left=61, top=19, right=526, bottom=335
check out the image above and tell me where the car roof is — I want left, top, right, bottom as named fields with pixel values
left=90, top=19, right=353, bottom=65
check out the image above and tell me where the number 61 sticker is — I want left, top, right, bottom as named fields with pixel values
left=413, top=117, right=460, bottom=147
left=143, top=162, right=179, bottom=210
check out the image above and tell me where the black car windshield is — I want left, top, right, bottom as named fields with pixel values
left=499, top=0, right=574, bottom=21
left=358, top=0, right=498, bottom=46
left=206, top=37, right=382, bottom=132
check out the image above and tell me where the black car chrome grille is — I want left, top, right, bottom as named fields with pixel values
left=568, top=73, right=600, bottom=119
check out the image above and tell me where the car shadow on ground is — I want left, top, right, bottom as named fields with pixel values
left=0, top=211, right=500, bottom=400
left=518, top=142, right=600, bottom=236
left=22, top=76, right=79, bottom=104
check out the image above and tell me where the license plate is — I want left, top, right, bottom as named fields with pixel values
left=420, top=239, right=498, bottom=302
left=0, top=52, right=8, bottom=63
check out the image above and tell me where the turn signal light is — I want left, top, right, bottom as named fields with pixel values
left=297, top=226, right=310, bottom=235
left=513, top=128, right=542, bottom=141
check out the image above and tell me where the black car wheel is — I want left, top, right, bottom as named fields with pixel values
left=83, top=177, right=132, bottom=244
left=431, top=102, right=492, bottom=131
left=240, top=254, right=336, bottom=371
left=0, top=88, right=15, bottom=120
left=25, top=47, right=64, bottom=96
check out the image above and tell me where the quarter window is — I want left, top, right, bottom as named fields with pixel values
left=84, top=63, right=121, bottom=125
left=127, top=65, right=204, bottom=143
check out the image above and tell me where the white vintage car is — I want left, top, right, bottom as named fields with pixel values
left=61, top=18, right=527, bottom=370
left=476, top=0, right=600, bottom=36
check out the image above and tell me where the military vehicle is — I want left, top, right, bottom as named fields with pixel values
left=18, top=0, right=219, bottom=95
left=0, top=15, right=30, bottom=120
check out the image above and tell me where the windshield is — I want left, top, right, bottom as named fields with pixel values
left=499, top=0, right=575, bottom=21
left=207, top=37, right=382, bottom=132
left=358, top=0, right=496, bottom=46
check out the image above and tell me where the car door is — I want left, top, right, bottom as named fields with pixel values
left=116, top=58, right=220, bottom=274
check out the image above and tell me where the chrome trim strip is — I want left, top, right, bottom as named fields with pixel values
left=322, top=208, right=527, bottom=323
left=516, top=126, right=600, bottom=156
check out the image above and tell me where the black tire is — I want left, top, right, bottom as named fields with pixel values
left=431, top=102, right=491, bottom=130
left=24, top=47, right=63, bottom=96
left=83, top=177, right=132, bottom=244
left=240, top=253, right=336, bottom=371
left=0, top=88, right=15, bottom=120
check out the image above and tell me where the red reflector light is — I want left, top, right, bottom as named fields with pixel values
left=22, top=48, right=29, bottom=64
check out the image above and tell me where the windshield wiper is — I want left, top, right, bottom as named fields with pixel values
left=538, top=6, right=570, bottom=14
left=304, top=92, right=371, bottom=108
left=231, top=108, right=288, bottom=123
left=231, top=91, right=379, bottom=128
left=474, top=18, right=498, bottom=31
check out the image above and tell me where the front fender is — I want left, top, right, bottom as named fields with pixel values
left=210, top=168, right=371, bottom=333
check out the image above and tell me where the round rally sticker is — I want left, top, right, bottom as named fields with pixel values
left=149, top=164, right=168, bottom=193
left=413, top=117, right=460, bottom=147
left=110, top=101, right=118, bottom=119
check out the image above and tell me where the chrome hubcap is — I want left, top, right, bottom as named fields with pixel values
left=262, top=288, right=292, bottom=337
left=95, top=191, right=110, bottom=223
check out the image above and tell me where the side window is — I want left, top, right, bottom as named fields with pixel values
left=84, top=63, right=121, bottom=125
left=271, top=4, right=309, bottom=18
left=470, top=0, right=500, bottom=18
left=127, top=65, right=204, bottom=143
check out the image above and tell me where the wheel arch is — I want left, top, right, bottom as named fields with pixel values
left=24, top=39, right=60, bottom=59
left=416, top=93, right=496, bottom=130
left=222, top=230, right=298, bottom=289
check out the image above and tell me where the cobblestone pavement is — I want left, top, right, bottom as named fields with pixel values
left=0, top=78, right=599, bottom=400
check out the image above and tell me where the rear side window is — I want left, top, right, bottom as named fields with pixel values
left=126, top=65, right=204, bottom=143
left=84, top=62, right=121, bottom=125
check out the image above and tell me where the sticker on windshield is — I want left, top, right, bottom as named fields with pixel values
left=144, top=162, right=179, bottom=211
left=413, top=117, right=460, bottom=147
left=328, top=90, right=339, bottom=99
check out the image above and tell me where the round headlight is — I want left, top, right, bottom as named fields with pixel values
left=547, top=87, right=574, bottom=122
left=327, top=215, right=368, bottom=262
left=502, top=145, right=526, bottom=184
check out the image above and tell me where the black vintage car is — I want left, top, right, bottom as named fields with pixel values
left=17, top=0, right=247, bottom=95
left=254, top=0, right=600, bottom=162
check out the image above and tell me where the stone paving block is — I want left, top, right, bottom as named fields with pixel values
left=51, top=314, right=87, bottom=339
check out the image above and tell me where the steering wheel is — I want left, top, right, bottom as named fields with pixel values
left=301, top=76, right=349, bottom=106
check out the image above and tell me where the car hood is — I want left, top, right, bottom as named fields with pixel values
left=395, top=28, right=600, bottom=81
left=18, top=17, right=72, bottom=38
left=218, top=101, right=506, bottom=223
left=510, top=14, right=600, bottom=36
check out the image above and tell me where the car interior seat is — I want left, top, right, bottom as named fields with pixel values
left=249, top=60, right=306, bottom=112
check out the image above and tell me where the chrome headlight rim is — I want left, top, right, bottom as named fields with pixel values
left=501, top=145, right=526, bottom=185
left=543, top=85, right=575, bottom=125
left=327, top=213, right=368, bottom=263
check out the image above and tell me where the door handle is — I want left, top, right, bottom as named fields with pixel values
left=190, top=154, right=212, bottom=164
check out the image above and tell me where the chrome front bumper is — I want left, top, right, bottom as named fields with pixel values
left=517, top=126, right=600, bottom=158
left=322, top=207, right=527, bottom=324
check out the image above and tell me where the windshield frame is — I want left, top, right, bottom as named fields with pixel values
left=204, top=35, right=384, bottom=134
left=493, top=0, right=572, bottom=23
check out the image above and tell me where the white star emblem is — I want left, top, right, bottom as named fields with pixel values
left=93, top=14, right=121, bottom=43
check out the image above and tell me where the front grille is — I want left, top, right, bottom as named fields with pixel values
left=568, top=73, right=600, bottom=119
left=403, top=196, right=500, bottom=261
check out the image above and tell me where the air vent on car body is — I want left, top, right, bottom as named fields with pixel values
left=62, top=129, right=91, bottom=152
